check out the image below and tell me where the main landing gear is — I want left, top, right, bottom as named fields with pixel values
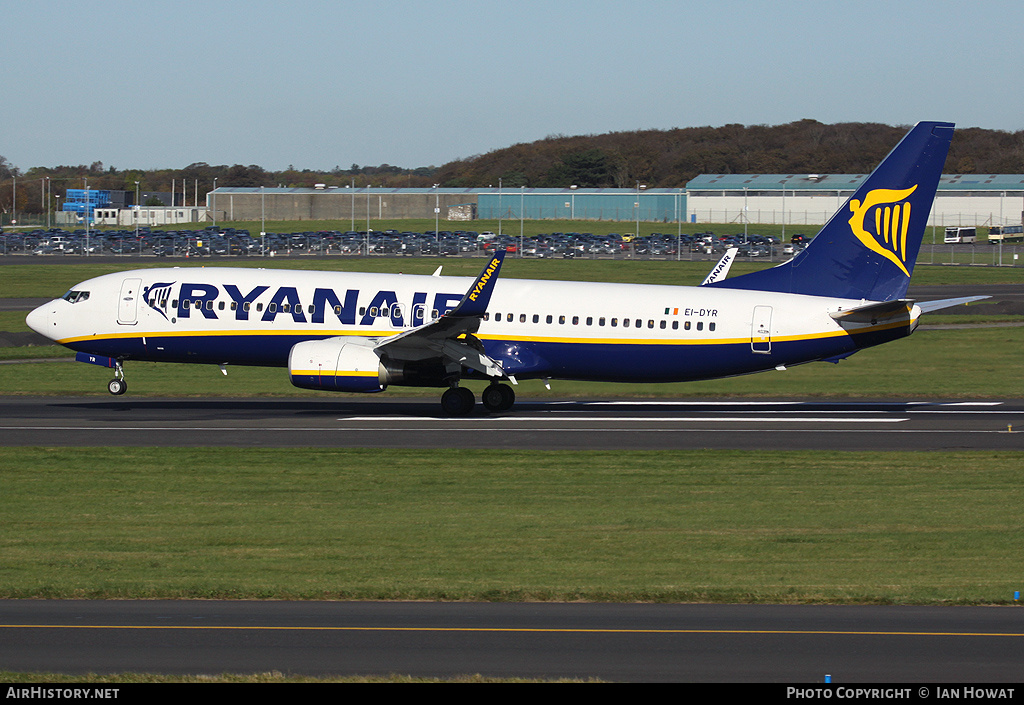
left=107, top=360, right=127, bottom=396
left=440, top=382, right=515, bottom=416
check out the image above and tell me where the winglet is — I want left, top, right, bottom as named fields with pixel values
left=701, top=247, right=738, bottom=285
left=449, top=249, right=507, bottom=317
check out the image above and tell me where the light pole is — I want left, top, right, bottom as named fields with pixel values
left=212, top=178, right=218, bottom=230
left=135, top=181, right=140, bottom=238
left=520, top=186, right=524, bottom=257
left=635, top=181, right=646, bottom=241
left=261, top=186, right=266, bottom=257
left=433, top=184, right=440, bottom=251
left=84, top=178, right=89, bottom=257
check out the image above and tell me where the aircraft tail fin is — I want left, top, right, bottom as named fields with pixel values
left=710, top=121, right=954, bottom=301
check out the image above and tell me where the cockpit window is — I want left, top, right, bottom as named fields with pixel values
left=61, top=290, right=90, bottom=303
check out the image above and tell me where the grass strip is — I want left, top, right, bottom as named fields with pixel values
left=1, top=447, right=1021, bottom=604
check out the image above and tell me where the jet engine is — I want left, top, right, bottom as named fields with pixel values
left=288, top=338, right=386, bottom=393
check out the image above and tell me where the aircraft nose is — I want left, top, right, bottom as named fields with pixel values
left=25, top=304, right=53, bottom=338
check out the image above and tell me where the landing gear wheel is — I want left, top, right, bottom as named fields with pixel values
left=441, top=387, right=475, bottom=416
left=481, top=383, right=515, bottom=412
left=107, top=378, right=127, bottom=396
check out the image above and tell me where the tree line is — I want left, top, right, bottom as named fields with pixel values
left=3, top=120, right=1023, bottom=217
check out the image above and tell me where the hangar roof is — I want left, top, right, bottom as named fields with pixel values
left=686, top=174, right=1024, bottom=192
left=210, top=187, right=684, bottom=195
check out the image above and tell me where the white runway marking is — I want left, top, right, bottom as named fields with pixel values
left=342, top=416, right=910, bottom=423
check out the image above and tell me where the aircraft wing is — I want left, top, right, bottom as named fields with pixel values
left=374, top=249, right=511, bottom=380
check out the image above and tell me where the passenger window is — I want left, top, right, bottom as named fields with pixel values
left=506, top=313, right=513, bottom=322
left=647, top=320, right=654, bottom=329
left=611, top=318, right=617, bottom=327
left=672, top=321, right=678, bottom=330
left=709, top=322, right=716, bottom=331
left=697, top=321, right=704, bottom=331
left=586, top=317, right=593, bottom=326
left=546, top=315, right=553, bottom=324
left=572, top=316, right=579, bottom=325
left=532, top=314, right=539, bottom=323
left=520, top=314, right=527, bottom=323
left=659, top=320, right=666, bottom=329
left=559, top=315, right=566, bottom=324
left=684, top=321, right=691, bottom=330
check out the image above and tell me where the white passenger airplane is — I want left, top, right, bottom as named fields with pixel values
left=27, top=121, right=983, bottom=415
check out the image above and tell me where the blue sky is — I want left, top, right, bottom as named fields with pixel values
left=2, top=0, right=1022, bottom=172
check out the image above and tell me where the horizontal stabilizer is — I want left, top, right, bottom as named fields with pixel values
left=830, top=299, right=914, bottom=322
left=917, top=295, right=989, bottom=313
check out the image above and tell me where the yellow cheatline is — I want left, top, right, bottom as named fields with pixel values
left=3, top=624, right=1023, bottom=638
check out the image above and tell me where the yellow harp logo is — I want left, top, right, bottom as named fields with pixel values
left=847, top=185, right=917, bottom=277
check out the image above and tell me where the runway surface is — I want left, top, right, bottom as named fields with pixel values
left=3, top=600, right=1023, bottom=682
left=1, top=395, right=1022, bottom=450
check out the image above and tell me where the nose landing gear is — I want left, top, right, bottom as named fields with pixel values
left=107, top=361, right=127, bottom=396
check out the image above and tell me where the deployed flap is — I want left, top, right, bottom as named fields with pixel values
left=701, top=247, right=738, bottom=285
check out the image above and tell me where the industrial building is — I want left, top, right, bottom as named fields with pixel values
left=685, top=174, right=1024, bottom=228
left=204, top=176, right=1023, bottom=228
left=203, top=186, right=687, bottom=224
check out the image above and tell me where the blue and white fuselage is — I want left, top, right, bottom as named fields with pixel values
left=27, top=265, right=916, bottom=380
left=26, top=122, right=978, bottom=414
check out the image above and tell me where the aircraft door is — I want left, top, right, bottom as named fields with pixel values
left=117, top=278, right=143, bottom=325
left=751, top=305, right=772, bottom=354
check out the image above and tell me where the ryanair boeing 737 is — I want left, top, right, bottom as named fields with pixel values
left=26, top=122, right=983, bottom=415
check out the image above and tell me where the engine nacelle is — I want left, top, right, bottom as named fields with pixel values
left=288, top=338, right=386, bottom=393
